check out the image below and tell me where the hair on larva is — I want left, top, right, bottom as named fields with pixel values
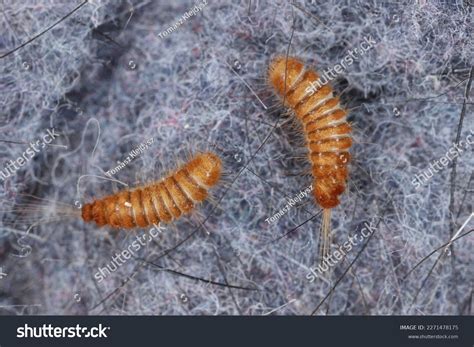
left=268, top=55, right=352, bottom=259
left=81, top=152, right=222, bottom=229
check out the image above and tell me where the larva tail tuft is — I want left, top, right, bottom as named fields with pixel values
left=319, top=208, right=332, bottom=265
left=1, top=195, right=81, bottom=225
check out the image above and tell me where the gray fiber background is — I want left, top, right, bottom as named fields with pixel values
left=0, top=0, right=473, bottom=315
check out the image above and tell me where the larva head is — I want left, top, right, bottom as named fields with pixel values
left=186, top=152, right=222, bottom=187
left=268, top=56, right=305, bottom=96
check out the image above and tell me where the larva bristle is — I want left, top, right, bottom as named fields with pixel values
left=81, top=152, right=222, bottom=229
left=268, top=55, right=353, bottom=262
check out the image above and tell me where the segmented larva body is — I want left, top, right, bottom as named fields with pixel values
left=268, top=56, right=352, bottom=209
left=81, top=152, right=222, bottom=229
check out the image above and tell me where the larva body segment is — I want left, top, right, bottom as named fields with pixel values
left=81, top=152, right=222, bottom=229
left=268, top=56, right=352, bottom=209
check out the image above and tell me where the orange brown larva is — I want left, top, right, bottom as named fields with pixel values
left=81, top=152, right=222, bottom=228
left=268, top=56, right=352, bottom=209
left=268, top=56, right=352, bottom=260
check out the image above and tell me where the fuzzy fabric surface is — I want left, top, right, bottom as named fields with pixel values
left=0, top=0, right=473, bottom=315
